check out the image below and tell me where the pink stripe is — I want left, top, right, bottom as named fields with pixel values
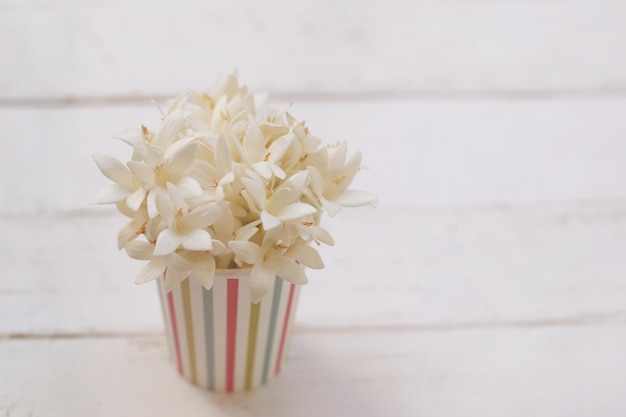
left=225, top=279, right=239, bottom=392
left=275, top=283, right=296, bottom=375
left=167, top=290, right=184, bottom=376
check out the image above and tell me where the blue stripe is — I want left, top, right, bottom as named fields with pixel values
left=262, top=277, right=283, bottom=384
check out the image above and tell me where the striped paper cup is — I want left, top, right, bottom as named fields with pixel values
left=157, top=269, right=301, bottom=392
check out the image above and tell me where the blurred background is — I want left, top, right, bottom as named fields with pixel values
left=2, top=1, right=626, bottom=416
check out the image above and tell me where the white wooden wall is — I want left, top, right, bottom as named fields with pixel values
left=2, top=1, right=626, bottom=416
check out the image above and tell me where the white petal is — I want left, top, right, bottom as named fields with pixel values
left=301, top=188, right=321, bottom=210
left=153, top=109, right=183, bottom=150
left=166, top=182, right=188, bottom=212
left=192, top=159, right=221, bottom=185
left=235, top=220, right=261, bottom=241
left=92, top=154, right=133, bottom=189
left=184, top=202, right=227, bottom=229
left=250, top=263, right=277, bottom=303
left=345, top=151, right=362, bottom=175
left=260, top=210, right=281, bottom=230
left=155, top=191, right=176, bottom=228
left=321, top=197, right=342, bottom=217
left=164, top=136, right=196, bottom=160
left=126, top=187, right=147, bottom=211
left=243, top=122, right=265, bottom=161
left=244, top=168, right=263, bottom=183
left=167, top=142, right=197, bottom=177
left=90, top=185, right=130, bottom=204
left=267, top=134, right=293, bottom=162
left=211, top=96, right=228, bottom=130
left=167, top=252, right=193, bottom=272
left=127, top=161, right=155, bottom=185
left=284, top=242, right=324, bottom=269
left=135, top=144, right=164, bottom=167
left=113, top=128, right=143, bottom=147
left=227, top=134, right=249, bottom=162
left=259, top=123, right=290, bottom=142
left=334, top=190, right=379, bottom=208
left=278, top=203, right=317, bottom=221
left=153, top=229, right=183, bottom=256
left=213, top=186, right=224, bottom=202
left=164, top=268, right=190, bottom=292
left=145, top=217, right=165, bottom=242
left=308, top=147, right=329, bottom=171
left=210, top=239, right=229, bottom=256
left=218, top=171, right=235, bottom=186
left=282, top=170, right=309, bottom=194
left=242, top=177, right=266, bottom=209
left=269, top=163, right=286, bottom=180
left=166, top=93, right=189, bottom=113
left=328, top=143, right=348, bottom=174
left=135, top=259, right=167, bottom=284
left=116, top=201, right=137, bottom=218
left=117, top=221, right=139, bottom=249
left=215, top=135, right=232, bottom=175
left=241, top=190, right=259, bottom=214
left=181, top=229, right=214, bottom=251
left=252, top=162, right=272, bottom=179
left=304, top=133, right=322, bottom=151
left=270, top=188, right=293, bottom=212
left=147, top=190, right=159, bottom=218
left=124, top=240, right=154, bottom=260
left=230, top=201, right=249, bottom=218
left=307, top=166, right=323, bottom=196
left=274, top=257, right=308, bottom=285
left=191, top=256, right=216, bottom=289
left=312, top=226, right=335, bottom=246
left=228, top=240, right=262, bottom=264
left=212, top=208, right=235, bottom=241
left=176, top=176, right=203, bottom=198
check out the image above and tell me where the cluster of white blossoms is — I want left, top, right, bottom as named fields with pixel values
left=92, top=74, right=377, bottom=302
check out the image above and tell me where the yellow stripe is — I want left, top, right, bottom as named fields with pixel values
left=244, top=301, right=261, bottom=390
left=181, top=278, right=197, bottom=385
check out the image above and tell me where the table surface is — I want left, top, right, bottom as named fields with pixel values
left=2, top=2, right=626, bottom=416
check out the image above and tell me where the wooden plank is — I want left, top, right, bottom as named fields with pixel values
left=0, top=104, right=158, bottom=215
left=2, top=325, right=626, bottom=416
left=2, top=2, right=626, bottom=99
left=2, top=203, right=626, bottom=335
left=2, top=98, right=626, bottom=215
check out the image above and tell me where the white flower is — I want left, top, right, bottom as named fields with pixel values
left=93, top=72, right=376, bottom=300
left=127, top=140, right=203, bottom=217
left=125, top=221, right=227, bottom=292
left=229, top=231, right=323, bottom=302
left=125, top=239, right=193, bottom=292
left=241, top=170, right=317, bottom=230
left=180, top=250, right=218, bottom=290
left=289, top=214, right=335, bottom=246
left=91, top=154, right=147, bottom=210
left=115, top=201, right=149, bottom=249
left=190, top=136, right=236, bottom=203
left=240, top=120, right=293, bottom=180
left=152, top=183, right=227, bottom=256
left=308, top=144, right=378, bottom=216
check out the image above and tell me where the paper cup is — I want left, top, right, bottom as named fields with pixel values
left=157, top=270, right=301, bottom=392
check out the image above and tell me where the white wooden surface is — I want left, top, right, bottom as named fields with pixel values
left=3, top=1, right=626, bottom=99
left=2, top=1, right=626, bottom=416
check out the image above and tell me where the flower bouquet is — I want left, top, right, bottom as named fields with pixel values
left=92, top=73, right=377, bottom=391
